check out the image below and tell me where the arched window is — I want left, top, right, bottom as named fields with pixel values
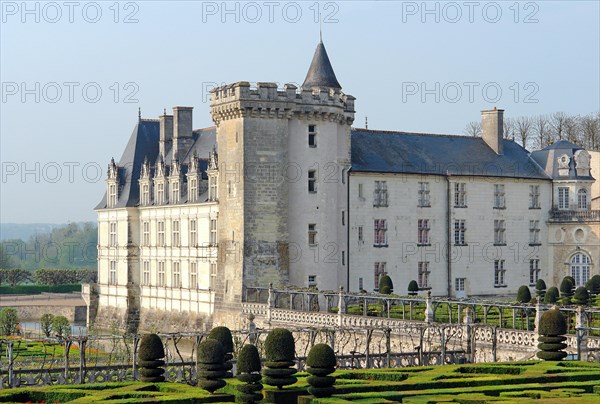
left=570, top=253, right=591, bottom=287
left=578, top=189, right=588, bottom=210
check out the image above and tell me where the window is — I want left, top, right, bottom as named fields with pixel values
left=142, top=261, right=150, bottom=286
left=308, top=275, right=317, bottom=287
left=494, top=259, right=506, bottom=287
left=374, top=262, right=386, bottom=289
left=454, top=183, right=467, bottom=207
left=190, top=262, right=197, bottom=289
left=358, top=226, right=364, bottom=242
left=189, top=178, right=197, bottom=203
left=418, top=262, right=430, bottom=288
left=358, top=277, right=364, bottom=291
left=373, top=181, right=388, bottom=207
left=529, top=185, right=540, bottom=208
left=418, top=182, right=430, bottom=207
left=529, top=259, right=540, bottom=285
left=308, top=170, right=317, bottom=193
left=156, top=182, right=165, bottom=205
left=578, top=189, right=588, bottom=209
left=209, top=176, right=218, bottom=201
left=158, top=261, right=165, bottom=287
left=452, top=219, right=466, bottom=245
left=108, top=183, right=117, bottom=207
left=494, top=184, right=505, bottom=208
left=308, top=124, right=317, bottom=147
left=109, top=260, right=117, bottom=285
left=142, top=221, right=150, bottom=246
left=172, top=220, right=180, bottom=247
left=171, top=181, right=179, bottom=203
left=358, top=183, right=364, bottom=199
left=494, top=220, right=505, bottom=245
left=342, top=211, right=345, bottom=226
left=210, top=262, right=217, bottom=287
left=455, top=277, right=465, bottom=292
left=529, top=220, right=540, bottom=245
left=308, top=224, right=317, bottom=246
left=374, top=219, right=387, bottom=247
left=172, top=261, right=181, bottom=287
left=157, top=221, right=165, bottom=246
left=109, top=222, right=117, bottom=247
left=209, top=219, right=217, bottom=245
left=141, top=183, right=150, bottom=205
left=570, top=253, right=590, bottom=287
left=558, top=187, right=569, bottom=209
left=417, top=219, right=430, bottom=245
left=190, top=219, right=197, bottom=247
left=342, top=251, right=345, bottom=266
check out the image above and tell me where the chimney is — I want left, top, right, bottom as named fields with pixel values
left=173, top=106, right=194, bottom=162
left=159, top=111, right=173, bottom=159
left=481, top=108, right=504, bottom=155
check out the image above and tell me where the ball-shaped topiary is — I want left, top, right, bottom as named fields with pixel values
left=537, top=308, right=568, bottom=361
left=573, top=286, right=589, bottom=305
left=138, top=334, right=165, bottom=382
left=208, top=326, right=234, bottom=377
left=535, top=279, right=547, bottom=299
left=560, top=277, right=575, bottom=304
left=306, top=344, right=336, bottom=398
left=408, top=280, right=419, bottom=296
left=517, top=285, right=532, bottom=303
left=544, top=287, right=559, bottom=304
left=263, top=328, right=297, bottom=389
left=197, top=339, right=228, bottom=393
left=236, top=344, right=263, bottom=403
left=378, top=275, right=393, bottom=295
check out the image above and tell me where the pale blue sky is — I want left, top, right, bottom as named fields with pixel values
left=1, top=0, right=599, bottom=223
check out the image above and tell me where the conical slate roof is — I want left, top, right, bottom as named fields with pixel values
left=301, top=41, right=342, bottom=90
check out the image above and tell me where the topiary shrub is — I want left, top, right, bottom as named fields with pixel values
left=560, top=277, right=574, bottom=304
left=536, top=308, right=568, bottom=361
left=408, top=280, right=419, bottom=296
left=138, top=334, right=165, bottom=382
left=306, top=343, right=336, bottom=398
left=535, top=279, right=547, bottom=300
left=516, top=285, right=532, bottom=303
left=263, top=328, right=297, bottom=389
left=236, top=344, right=263, bottom=403
left=573, top=286, right=589, bottom=305
left=198, top=339, right=228, bottom=394
left=208, top=326, right=234, bottom=378
left=586, top=275, right=600, bottom=299
left=378, top=275, right=393, bottom=295
left=544, top=287, right=559, bottom=304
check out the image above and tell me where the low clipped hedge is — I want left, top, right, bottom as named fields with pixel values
left=0, top=284, right=81, bottom=295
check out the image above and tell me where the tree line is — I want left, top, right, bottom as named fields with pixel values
left=464, top=111, right=600, bottom=151
left=0, top=268, right=96, bottom=287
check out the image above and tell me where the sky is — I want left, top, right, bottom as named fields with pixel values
left=1, top=0, right=599, bottom=223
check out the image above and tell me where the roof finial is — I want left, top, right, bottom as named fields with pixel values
left=138, top=107, right=141, bottom=121
left=319, top=19, right=322, bottom=43
left=365, top=116, right=368, bottom=129
left=163, top=108, right=166, bottom=115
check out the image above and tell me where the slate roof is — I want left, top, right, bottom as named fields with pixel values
left=301, top=41, right=342, bottom=90
left=350, top=129, right=551, bottom=180
left=530, top=140, right=595, bottom=180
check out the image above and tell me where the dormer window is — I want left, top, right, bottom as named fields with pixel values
left=171, top=180, right=180, bottom=204
left=189, top=178, right=197, bottom=203
left=156, top=182, right=165, bottom=205
left=108, top=183, right=117, bottom=208
left=141, top=184, right=150, bottom=206
left=578, top=188, right=588, bottom=210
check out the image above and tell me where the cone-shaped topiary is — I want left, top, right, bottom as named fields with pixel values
left=263, top=328, right=297, bottom=389
left=573, top=286, right=589, bottom=305
left=535, top=279, right=547, bottom=300
left=378, top=275, right=393, bottom=295
left=209, top=326, right=234, bottom=378
left=586, top=275, right=600, bottom=297
left=517, top=285, right=532, bottom=303
left=408, top=280, right=419, bottom=296
left=306, top=344, right=336, bottom=398
left=197, top=339, right=228, bottom=394
left=544, top=287, right=559, bottom=304
left=560, top=277, right=574, bottom=304
left=536, top=308, right=568, bottom=361
left=236, top=344, right=263, bottom=403
left=138, top=334, right=165, bottom=382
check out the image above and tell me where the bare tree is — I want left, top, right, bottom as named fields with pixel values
left=503, top=117, right=515, bottom=139
left=464, top=121, right=481, bottom=137
left=515, top=116, right=533, bottom=149
left=580, top=112, right=600, bottom=150
left=564, top=115, right=581, bottom=144
left=550, top=112, right=568, bottom=142
left=532, top=114, right=550, bottom=149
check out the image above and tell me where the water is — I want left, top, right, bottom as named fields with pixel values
left=19, top=321, right=87, bottom=337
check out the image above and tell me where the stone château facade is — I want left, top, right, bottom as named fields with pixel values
left=92, top=41, right=598, bottom=331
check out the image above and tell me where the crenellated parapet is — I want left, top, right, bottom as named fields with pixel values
left=209, top=81, right=355, bottom=126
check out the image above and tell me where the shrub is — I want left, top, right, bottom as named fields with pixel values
left=138, top=333, right=165, bottom=382
left=40, top=314, right=54, bottom=338
left=51, top=315, right=70, bottom=337
left=198, top=339, right=227, bottom=394
left=0, top=308, right=19, bottom=336
left=378, top=275, right=393, bottom=295
left=573, top=287, right=589, bottom=305
left=263, top=328, right=297, bottom=389
left=408, top=280, right=419, bottom=296
left=586, top=275, right=600, bottom=297
left=544, top=287, right=559, bottom=304
left=236, top=344, right=262, bottom=403
left=560, top=277, right=575, bottom=304
left=306, top=344, right=336, bottom=398
left=517, top=285, right=531, bottom=303
left=535, top=279, right=547, bottom=299
left=537, top=308, right=567, bottom=361
left=208, top=326, right=234, bottom=377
